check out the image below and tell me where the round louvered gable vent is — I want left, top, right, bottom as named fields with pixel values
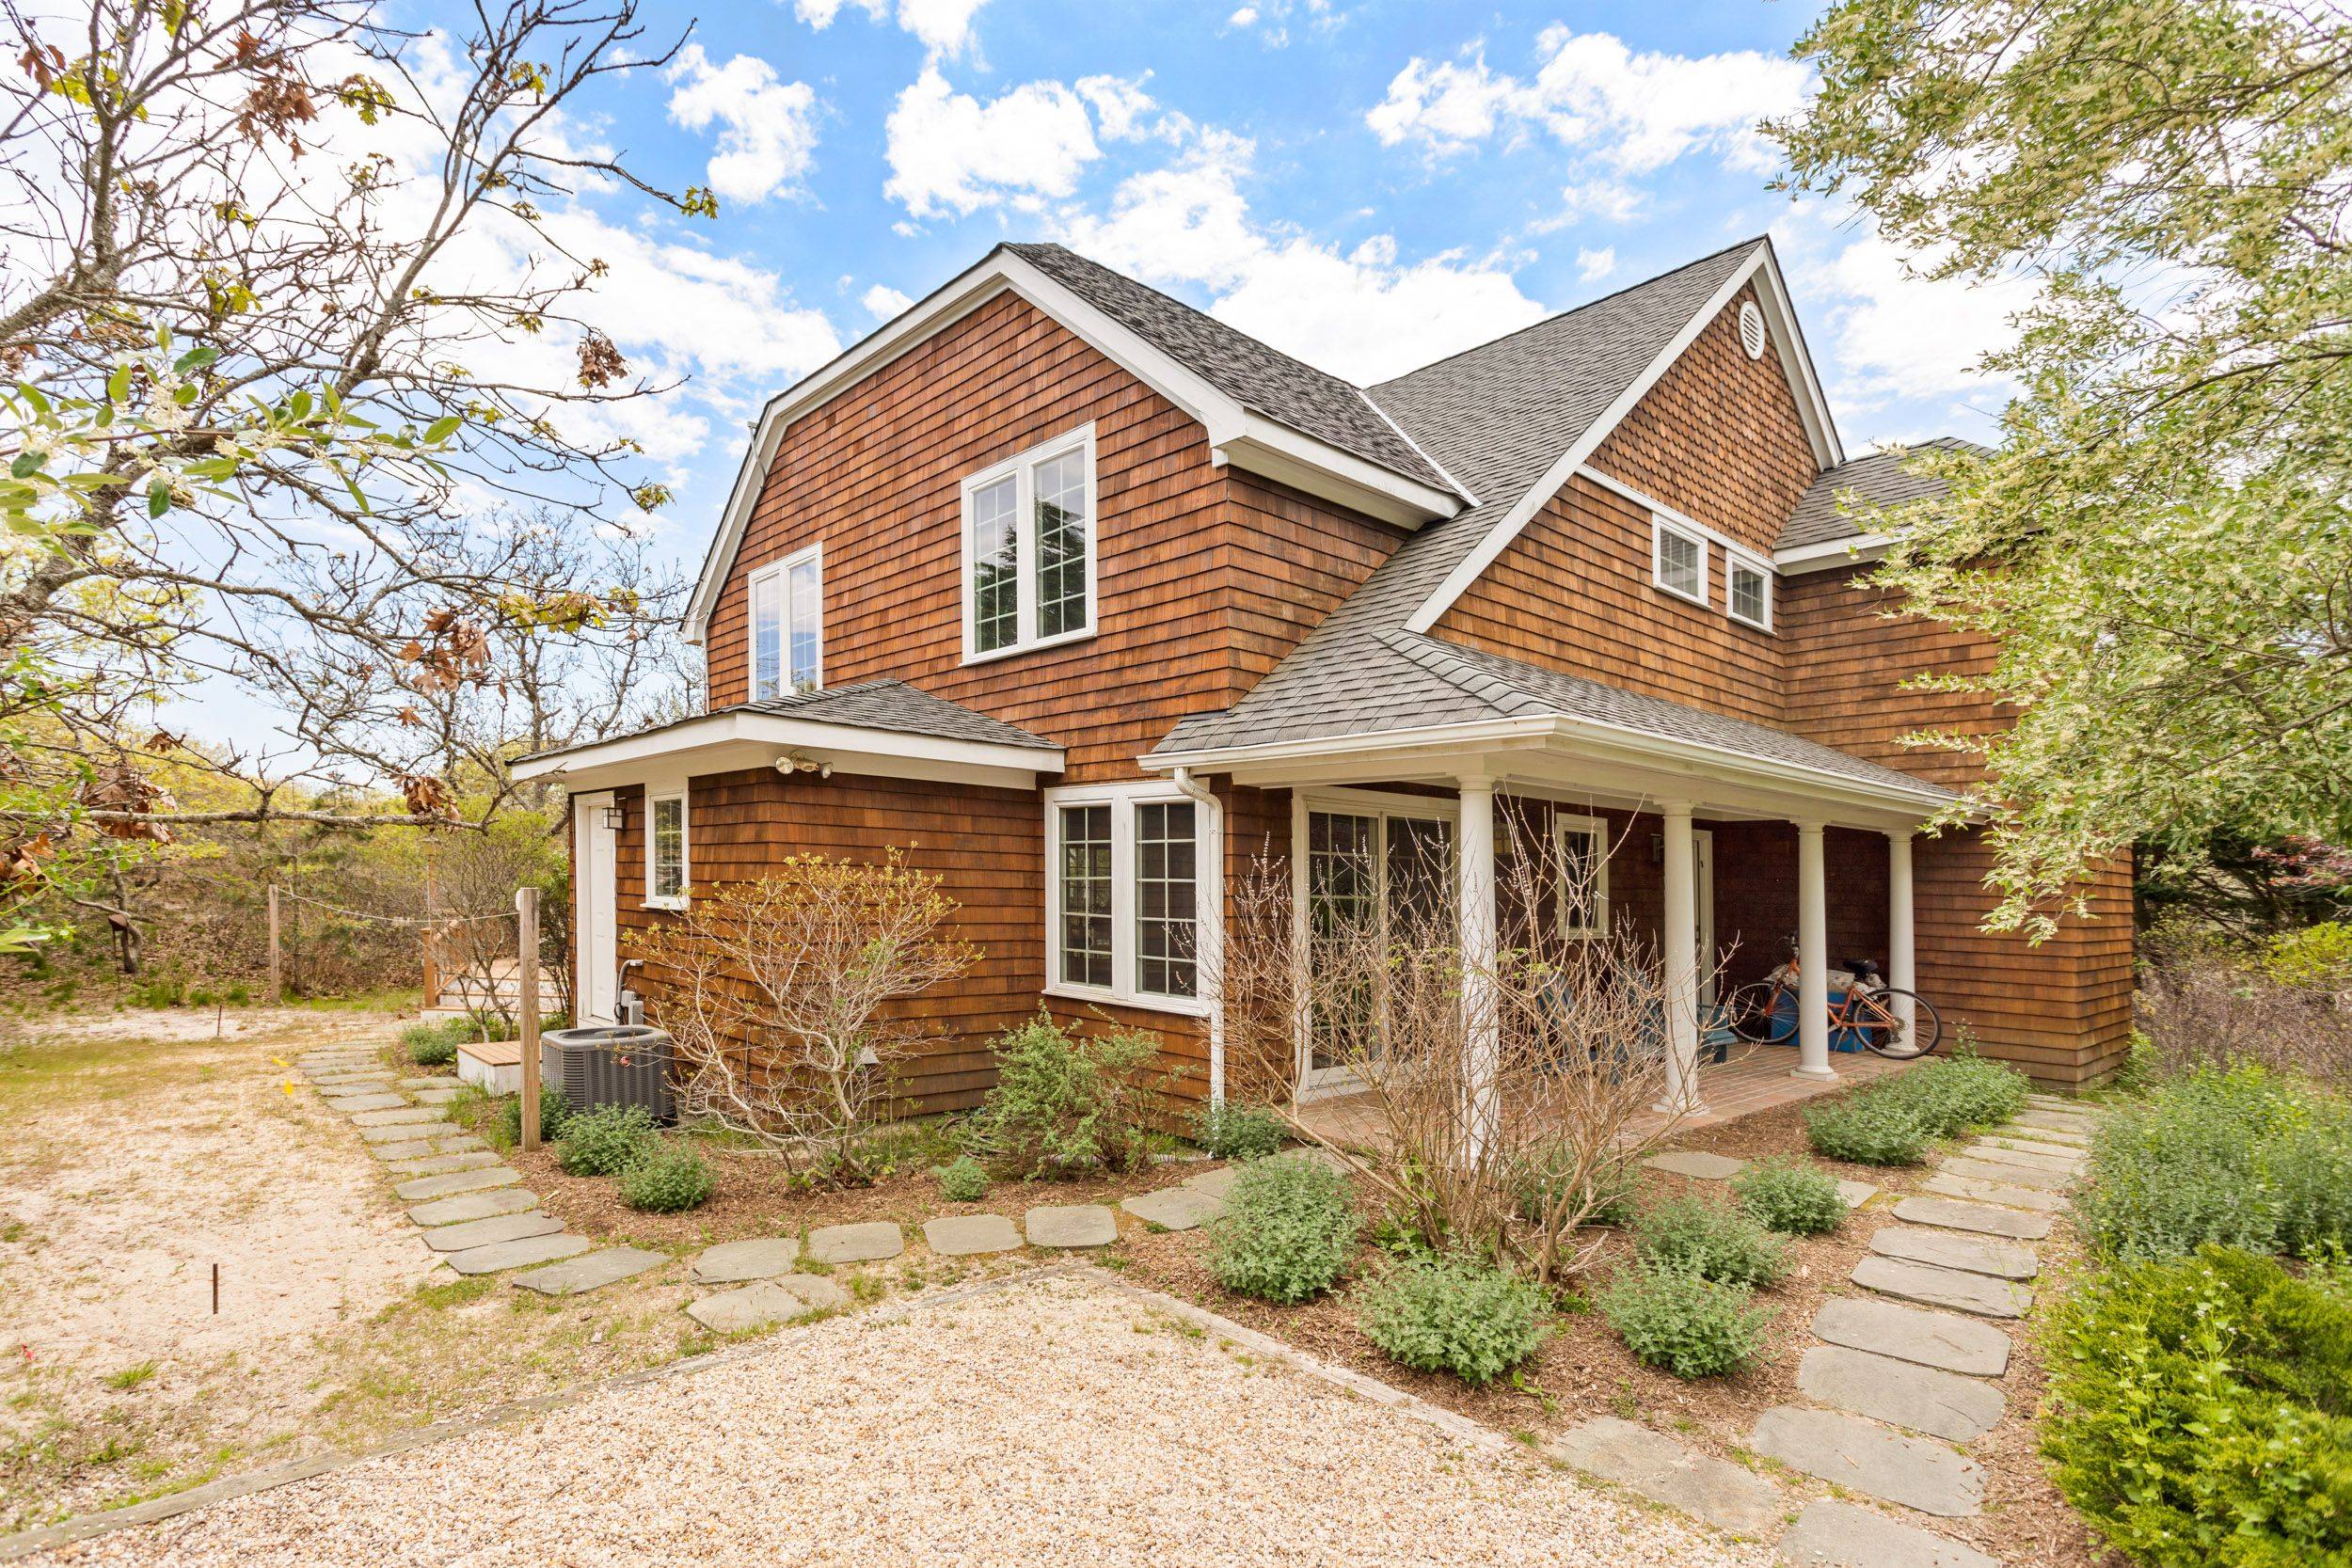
left=1738, top=300, right=1767, bottom=359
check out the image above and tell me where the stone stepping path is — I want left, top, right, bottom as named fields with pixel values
left=922, top=1214, right=1022, bottom=1256
left=444, top=1232, right=593, bottom=1275
left=807, top=1221, right=904, bottom=1264
left=1026, top=1205, right=1118, bottom=1248
left=1891, top=1196, right=2052, bottom=1241
left=1869, top=1226, right=2037, bottom=1281
left=1796, top=1346, right=2005, bottom=1443
left=691, top=1238, right=802, bottom=1284
left=410, top=1188, right=538, bottom=1227
left=1921, top=1172, right=2068, bottom=1212
left=1812, top=1297, right=2011, bottom=1377
left=1851, top=1256, right=2032, bottom=1319
left=421, top=1212, right=564, bottom=1253
left=1548, top=1417, right=1782, bottom=1535
left=1120, top=1186, right=1223, bottom=1230
left=1748, top=1406, right=1984, bottom=1518
left=686, top=1275, right=849, bottom=1331
left=1937, top=1156, right=2073, bottom=1194
left=394, top=1166, right=520, bottom=1202
left=1781, top=1499, right=1997, bottom=1568
left=513, top=1246, right=665, bottom=1296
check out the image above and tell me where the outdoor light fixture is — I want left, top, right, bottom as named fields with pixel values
left=775, top=752, right=834, bottom=781
left=600, top=805, right=624, bottom=831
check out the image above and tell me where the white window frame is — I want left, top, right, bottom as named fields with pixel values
left=1725, top=548, right=1774, bottom=632
left=1651, top=514, right=1709, bottom=607
left=960, top=424, right=1099, bottom=665
left=1043, top=779, right=1216, bottom=1018
left=749, top=542, right=823, bottom=700
left=1553, top=812, right=1611, bottom=940
left=644, top=784, right=690, bottom=911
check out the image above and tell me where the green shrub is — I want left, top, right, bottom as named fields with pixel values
left=1632, top=1195, right=1788, bottom=1288
left=2264, top=920, right=2352, bottom=990
left=1356, top=1256, right=1549, bottom=1386
left=1205, top=1156, right=1359, bottom=1303
left=934, top=1155, right=989, bottom=1202
left=1192, top=1101, right=1287, bottom=1161
left=401, top=1020, right=462, bottom=1067
left=964, top=1010, right=1161, bottom=1178
left=2043, top=1246, right=2352, bottom=1567
left=1882, top=1049, right=2032, bottom=1135
left=1597, top=1265, right=1774, bottom=1379
left=556, top=1103, right=657, bottom=1177
left=1515, top=1148, right=1639, bottom=1228
left=496, top=1086, right=573, bottom=1149
left=618, top=1141, right=713, bottom=1212
left=1732, top=1159, right=1847, bottom=1235
left=1804, top=1092, right=1931, bottom=1165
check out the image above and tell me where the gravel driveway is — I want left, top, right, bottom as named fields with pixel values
left=23, top=1274, right=1773, bottom=1568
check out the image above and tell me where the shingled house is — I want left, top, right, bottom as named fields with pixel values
left=514, top=237, right=2132, bottom=1112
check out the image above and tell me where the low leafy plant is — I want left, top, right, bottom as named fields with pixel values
left=1631, top=1195, right=1787, bottom=1288
left=1192, top=1101, right=1288, bottom=1161
left=1205, top=1156, right=1359, bottom=1303
left=619, top=1141, right=714, bottom=1212
left=1882, top=1048, right=2032, bottom=1136
left=1804, top=1092, right=1931, bottom=1165
left=497, top=1086, right=573, bottom=1149
left=1356, top=1255, right=1549, bottom=1386
left=1597, top=1265, right=1773, bottom=1379
left=1732, top=1159, right=1847, bottom=1235
left=401, top=1020, right=462, bottom=1067
left=556, top=1103, right=657, bottom=1177
left=964, top=1010, right=1162, bottom=1178
left=935, top=1155, right=989, bottom=1202
left=2042, top=1246, right=2352, bottom=1567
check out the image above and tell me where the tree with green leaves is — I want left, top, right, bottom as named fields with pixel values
left=1772, top=0, right=2352, bottom=937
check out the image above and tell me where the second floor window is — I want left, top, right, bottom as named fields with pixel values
left=1652, top=516, right=1708, bottom=605
left=961, top=425, right=1096, bottom=661
left=751, top=545, right=822, bottom=699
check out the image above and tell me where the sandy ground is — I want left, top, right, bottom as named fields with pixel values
left=22, top=1275, right=1777, bottom=1568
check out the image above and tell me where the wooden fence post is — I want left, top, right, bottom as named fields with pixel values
left=266, top=884, right=282, bottom=1004
left=421, top=864, right=440, bottom=1012
left=516, top=885, right=542, bottom=1152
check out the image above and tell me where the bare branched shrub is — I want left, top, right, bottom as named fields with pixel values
left=1216, top=813, right=1723, bottom=1284
left=2137, top=928, right=2352, bottom=1087
left=628, top=852, right=977, bottom=1184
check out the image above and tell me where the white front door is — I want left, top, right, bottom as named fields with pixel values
left=1692, top=828, right=1717, bottom=1009
left=573, top=792, right=619, bottom=1023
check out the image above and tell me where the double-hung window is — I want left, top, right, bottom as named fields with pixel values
left=750, top=544, right=822, bottom=699
left=1725, top=549, right=1773, bottom=631
left=1554, top=813, right=1610, bottom=939
left=645, top=786, right=689, bottom=910
left=1652, top=515, right=1708, bottom=605
left=961, top=426, right=1096, bottom=662
left=1045, top=782, right=1214, bottom=1013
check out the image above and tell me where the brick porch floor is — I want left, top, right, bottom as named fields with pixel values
left=1293, top=1042, right=1917, bottom=1151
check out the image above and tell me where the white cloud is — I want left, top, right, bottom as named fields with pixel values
left=1370, top=27, right=1808, bottom=176
left=1075, top=73, right=1158, bottom=141
left=1576, top=246, right=1616, bottom=282
left=1228, top=6, right=1257, bottom=24
left=882, top=68, right=1106, bottom=218
left=862, top=283, right=914, bottom=317
left=664, top=45, right=821, bottom=205
left=1816, top=228, right=2031, bottom=408
left=794, top=0, right=990, bottom=59
left=1223, top=0, right=1342, bottom=47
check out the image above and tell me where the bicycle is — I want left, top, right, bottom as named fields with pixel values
left=1724, top=958, right=1942, bottom=1060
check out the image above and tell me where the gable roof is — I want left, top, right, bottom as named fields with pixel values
left=1777, top=437, right=1986, bottom=554
left=735, top=678, right=1060, bottom=751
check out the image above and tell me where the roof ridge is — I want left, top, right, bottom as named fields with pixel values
left=1370, top=237, right=1769, bottom=392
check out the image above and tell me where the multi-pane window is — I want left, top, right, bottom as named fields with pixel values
left=1057, top=803, right=1113, bottom=989
left=647, top=790, right=688, bottom=908
left=1555, top=815, right=1610, bottom=939
left=1727, top=554, right=1772, bottom=631
left=961, top=426, right=1095, bottom=660
left=751, top=545, right=823, bottom=699
left=1653, top=518, right=1707, bottom=604
left=1046, top=785, right=1214, bottom=1010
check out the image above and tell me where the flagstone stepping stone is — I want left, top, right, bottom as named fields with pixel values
left=353, top=1106, right=445, bottom=1128
left=420, top=1212, right=564, bottom=1253
left=384, top=1151, right=503, bottom=1178
left=1836, top=1180, right=1878, bottom=1210
left=409, top=1188, right=539, bottom=1227
left=394, top=1166, right=521, bottom=1202
left=1546, top=1416, right=1782, bottom=1535
left=1891, top=1196, right=2053, bottom=1241
left=511, top=1246, right=666, bottom=1296
left=358, top=1120, right=444, bottom=1144
left=398, top=1077, right=453, bottom=1090
left=444, top=1231, right=593, bottom=1275
left=1182, top=1165, right=1241, bottom=1200
left=311, top=1073, right=390, bottom=1087
left=371, top=1139, right=443, bottom=1162
left=685, top=1275, right=850, bottom=1332
left=2011, top=1111, right=2094, bottom=1138
left=1853, top=1256, right=2032, bottom=1319
left=1940, top=1156, right=2073, bottom=1193
left=1120, top=1186, right=1224, bottom=1230
left=325, top=1092, right=406, bottom=1113
left=1869, top=1226, right=2037, bottom=1281
left=1922, top=1174, right=2068, bottom=1212
left=1976, top=1132, right=2090, bottom=1162
left=806, top=1222, right=904, bottom=1265
left=2025, top=1093, right=2100, bottom=1114
left=922, top=1214, right=1023, bottom=1256
left=1813, top=1297, right=2011, bottom=1377
left=690, top=1238, right=803, bottom=1284
left=1643, top=1151, right=1746, bottom=1180
left=1778, top=1499, right=1997, bottom=1568
left=1797, top=1345, right=2005, bottom=1443
left=1748, top=1406, right=1983, bottom=1517
left=410, top=1086, right=463, bottom=1105
left=1025, top=1205, right=1118, bottom=1248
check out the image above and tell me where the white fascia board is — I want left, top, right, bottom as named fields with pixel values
left=684, top=248, right=1461, bottom=641
left=1401, top=238, right=1849, bottom=637
left=1775, top=533, right=1893, bottom=574
left=512, top=708, right=1063, bottom=791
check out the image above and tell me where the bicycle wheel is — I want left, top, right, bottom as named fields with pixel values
left=1725, top=981, right=1796, bottom=1044
left=1848, top=987, right=1941, bottom=1059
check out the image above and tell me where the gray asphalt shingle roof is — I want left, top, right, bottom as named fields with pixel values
left=739, top=679, right=1059, bottom=750
left=1778, top=437, right=1983, bottom=552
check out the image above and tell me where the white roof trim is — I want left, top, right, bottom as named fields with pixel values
left=1776, top=532, right=1893, bottom=574
left=510, top=707, right=1064, bottom=792
left=683, top=247, right=1466, bottom=641
left=1401, top=241, right=1846, bottom=636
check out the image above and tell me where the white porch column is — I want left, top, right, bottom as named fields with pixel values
left=1458, top=775, right=1500, bottom=1159
left=1887, top=829, right=1916, bottom=1037
left=1794, top=819, right=1837, bottom=1082
left=1658, top=801, right=1706, bottom=1116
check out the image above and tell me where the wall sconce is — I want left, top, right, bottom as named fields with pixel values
left=600, top=806, right=625, bottom=831
left=1650, top=832, right=1663, bottom=863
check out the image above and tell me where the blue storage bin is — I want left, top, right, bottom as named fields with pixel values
left=1770, top=989, right=1869, bottom=1053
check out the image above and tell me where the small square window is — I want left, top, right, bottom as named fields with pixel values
left=1727, top=556, right=1772, bottom=630
left=1653, top=520, right=1707, bottom=605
